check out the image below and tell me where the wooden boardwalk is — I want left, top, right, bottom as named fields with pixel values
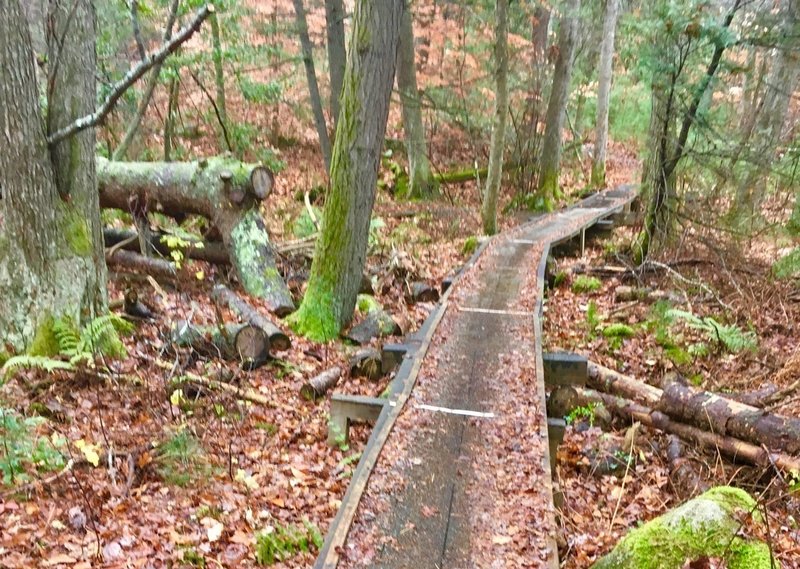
left=316, top=186, right=637, bottom=568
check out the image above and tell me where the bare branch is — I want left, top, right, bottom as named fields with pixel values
left=47, top=3, right=214, bottom=147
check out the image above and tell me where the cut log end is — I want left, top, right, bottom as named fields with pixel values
left=251, top=167, right=274, bottom=200
left=300, top=366, right=342, bottom=401
left=234, top=325, right=270, bottom=369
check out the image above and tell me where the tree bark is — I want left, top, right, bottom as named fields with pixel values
left=209, top=10, right=228, bottom=146
left=113, top=0, right=181, bottom=161
left=325, top=0, right=346, bottom=125
left=292, top=0, right=333, bottom=171
left=103, top=227, right=230, bottom=265
left=288, top=0, right=404, bottom=341
left=106, top=249, right=177, bottom=279
left=397, top=3, right=437, bottom=199
left=0, top=0, right=107, bottom=352
left=578, top=387, right=800, bottom=473
left=591, top=0, right=620, bottom=188
left=588, top=362, right=800, bottom=455
left=300, top=366, right=342, bottom=400
left=171, top=320, right=269, bottom=369
left=537, top=0, right=580, bottom=209
left=97, top=157, right=293, bottom=314
left=480, top=0, right=509, bottom=235
left=211, top=284, right=292, bottom=351
left=733, top=0, right=799, bottom=220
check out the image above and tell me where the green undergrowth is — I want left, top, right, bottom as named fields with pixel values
left=572, top=275, right=602, bottom=294
left=255, top=519, right=323, bottom=565
left=2, top=314, right=133, bottom=383
left=155, top=430, right=213, bottom=487
left=0, top=408, right=66, bottom=486
left=772, top=247, right=800, bottom=279
left=462, top=236, right=479, bottom=256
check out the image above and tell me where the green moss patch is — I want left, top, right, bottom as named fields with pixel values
left=572, top=275, right=602, bottom=294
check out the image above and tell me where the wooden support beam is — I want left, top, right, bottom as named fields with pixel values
left=381, top=343, right=408, bottom=375
left=547, top=417, right=566, bottom=508
left=328, top=394, right=386, bottom=446
left=543, top=352, right=588, bottom=387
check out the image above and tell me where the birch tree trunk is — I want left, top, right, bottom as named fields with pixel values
left=325, top=0, right=346, bottom=125
left=293, top=0, right=333, bottom=171
left=0, top=0, right=106, bottom=352
left=480, top=0, right=509, bottom=235
left=397, top=3, right=437, bottom=199
left=537, top=0, right=580, bottom=209
left=288, top=0, right=404, bottom=341
left=591, top=0, right=620, bottom=188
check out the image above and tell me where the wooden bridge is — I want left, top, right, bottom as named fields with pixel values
left=316, top=186, right=638, bottom=568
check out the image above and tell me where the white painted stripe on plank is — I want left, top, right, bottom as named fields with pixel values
left=457, top=306, right=534, bottom=317
left=509, top=239, right=538, bottom=245
left=415, top=403, right=496, bottom=418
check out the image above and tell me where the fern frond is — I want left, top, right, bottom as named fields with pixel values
left=1, top=356, right=74, bottom=382
left=52, top=317, right=80, bottom=357
left=78, top=314, right=131, bottom=359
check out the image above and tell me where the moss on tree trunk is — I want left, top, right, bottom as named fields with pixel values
left=288, top=0, right=404, bottom=341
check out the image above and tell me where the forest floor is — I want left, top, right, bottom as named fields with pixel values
left=4, top=129, right=798, bottom=567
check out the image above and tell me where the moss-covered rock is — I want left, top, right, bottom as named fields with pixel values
left=592, top=486, right=776, bottom=569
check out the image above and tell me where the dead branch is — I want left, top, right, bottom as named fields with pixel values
left=47, top=4, right=214, bottom=145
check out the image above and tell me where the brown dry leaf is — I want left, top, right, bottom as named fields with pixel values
left=43, top=554, right=77, bottom=566
left=492, top=535, right=512, bottom=545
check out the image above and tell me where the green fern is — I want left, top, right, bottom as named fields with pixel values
left=1, top=313, right=134, bottom=382
left=666, top=309, right=757, bottom=354
left=2, top=356, right=74, bottom=382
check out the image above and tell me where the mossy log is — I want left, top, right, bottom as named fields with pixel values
left=588, top=362, right=800, bottom=455
left=592, top=486, right=774, bottom=569
left=104, top=227, right=230, bottom=265
left=300, top=366, right=342, bottom=401
left=171, top=320, right=269, bottom=370
left=211, top=284, right=292, bottom=349
left=345, top=310, right=401, bottom=345
left=97, top=156, right=293, bottom=314
left=577, top=386, right=800, bottom=472
left=434, top=166, right=489, bottom=185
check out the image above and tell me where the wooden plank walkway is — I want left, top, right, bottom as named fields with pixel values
left=316, top=185, right=637, bottom=568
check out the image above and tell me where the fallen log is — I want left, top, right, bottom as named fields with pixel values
left=588, top=361, right=800, bottom=455
left=211, top=284, right=292, bottom=349
left=300, top=367, right=342, bottom=401
left=106, top=249, right=177, bottom=279
left=104, top=227, right=230, bottom=265
left=409, top=281, right=439, bottom=303
left=666, top=435, right=709, bottom=497
left=97, top=156, right=293, bottom=314
left=577, top=387, right=800, bottom=473
left=171, top=320, right=269, bottom=369
left=350, top=348, right=383, bottom=381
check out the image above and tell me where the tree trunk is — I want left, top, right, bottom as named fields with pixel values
left=103, top=227, right=230, bottom=265
left=211, top=284, right=292, bottom=351
left=97, top=157, right=293, bottom=314
left=288, top=0, right=404, bottom=341
left=113, top=0, right=181, bottom=161
left=0, top=0, right=107, bottom=352
left=480, top=0, right=509, bottom=235
left=588, top=362, right=800, bottom=455
left=292, top=0, right=333, bottom=171
left=579, top=387, right=800, bottom=473
left=171, top=320, right=270, bottom=369
left=537, top=0, right=580, bottom=209
left=591, top=0, right=620, bottom=188
left=164, top=73, right=180, bottom=161
left=397, top=3, right=437, bottom=200
left=209, top=10, right=228, bottom=146
left=325, top=0, right=346, bottom=126
left=733, top=0, right=799, bottom=220
left=300, top=366, right=342, bottom=400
